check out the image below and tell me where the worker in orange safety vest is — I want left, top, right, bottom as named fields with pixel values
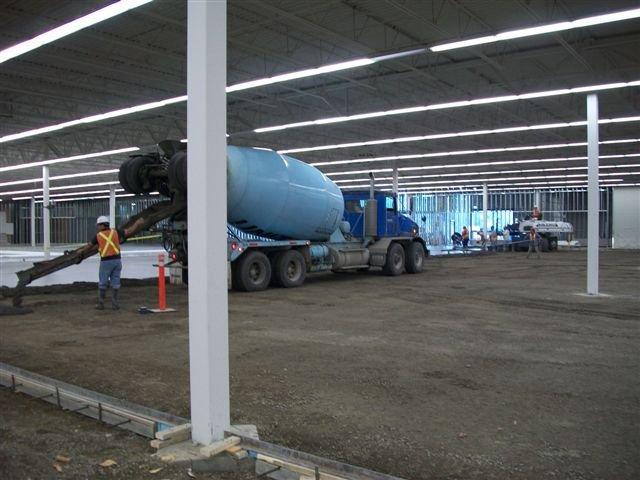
left=86, top=215, right=142, bottom=310
left=461, top=226, right=469, bottom=249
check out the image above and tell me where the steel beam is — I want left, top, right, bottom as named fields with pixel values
left=187, top=0, right=230, bottom=445
left=482, top=183, right=488, bottom=244
left=42, top=166, right=50, bottom=258
left=392, top=168, right=398, bottom=195
left=109, top=185, right=116, bottom=228
left=587, top=94, right=599, bottom=295
left=30, top=196, right=36, bottom=247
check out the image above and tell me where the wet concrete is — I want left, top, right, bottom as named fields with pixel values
left=0, top=245, right=167, bottom=288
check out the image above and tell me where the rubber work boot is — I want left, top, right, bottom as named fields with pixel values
left=111, top=288, right=120, bottom=310
left=96, top=289, right=106, bottom=310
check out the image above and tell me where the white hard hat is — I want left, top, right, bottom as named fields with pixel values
left=96, top=215, right=110, bottom=225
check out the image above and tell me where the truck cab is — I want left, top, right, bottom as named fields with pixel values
left=343, top=190, right=419, bottom=238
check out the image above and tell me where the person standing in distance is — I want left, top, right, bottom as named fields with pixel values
left=526, top=226, right=541, bottom=260
left=88, top=215, right=142, bottom=310
left=461, top=226, right=470, bottom=250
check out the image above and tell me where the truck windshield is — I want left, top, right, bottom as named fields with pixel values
left=385, top=197, right=395, bottom=211
left=345, top=200, right=364, bottom=213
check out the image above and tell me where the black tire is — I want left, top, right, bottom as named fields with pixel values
left=123, top=155, right=156, bottom=194
left=548, top=237, right=558, bottom=251
left=231, top=251, right=271, bottom=292
left=182, top=266, right=188, bottom=285
left=540, top=238, right=550, bottom=252
left=404, top=242, right=425, bottom=274
left=118, top=159, right=134, bottom=193
left=272, top=250, right=306, bottom=288
left=382, top=242, right=405, bottom=276
left=168, top=151, right=188, bottom=193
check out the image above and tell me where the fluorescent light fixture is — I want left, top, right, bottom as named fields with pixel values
left=1, top=48, right=425, bottom=143
left=0, top=147, right=138, bottom=172
left=311, top=138, right=640, bottom=167
left=227, top=47, right=426, bottom=93
left=227, top=59, right=375, bottom=93
left=397, top=181, right=640, bottom=194
left=324, top=153, right=640, bottom=177
left=430, top=7, right=640, bottom=52
left=279, top=116, right=640, bottom=154
left=0, top=169, right=119, bottom=188
left=13, top=192, right=159, bottom=202
left=0, top=181, right=120, bottom=197
left=254, top=81, right=640, bottom=133
left=332, top=164, right=640, bottom=184
left=0, top=96, right=185, bottom=144
left=341, top=172, right=638, bottom=190
left=27, top=188, right=124, bottom=199
left=0, top=0, right=154, bottom=64
left=397, top=184, right=640, bottom=194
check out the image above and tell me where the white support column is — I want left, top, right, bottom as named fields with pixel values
left=187, top=0, right=230, bottom=445
left=587, top=94, right=600, bottom=295
left=482, top=183, right=488, bottom=238
left=42, top=166, right=50, bottom=258
left=109, top=185, right=116, bottom=228
left=534, top=191, right=541, bottom=211
left=392, top=167, right=399, bottom=195
left=30, top=197, right=36, bottom=247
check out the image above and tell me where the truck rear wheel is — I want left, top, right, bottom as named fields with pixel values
left=383, top=242, right=405, bottom=276
left=232, top=251, right=271, bottom=292
left=120, top=156, right=156, bottom=194
left=272, top=250, right=306, bottom=288
left=548, top=237, right=558, bottom=251
left=168, top=151, right=188, bottom=193
left=404, top=242, right=425, bottom=273
left=540, top=238, right=550, bottom=252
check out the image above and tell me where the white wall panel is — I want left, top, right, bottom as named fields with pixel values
left=612, top=187, right=640, bottom=249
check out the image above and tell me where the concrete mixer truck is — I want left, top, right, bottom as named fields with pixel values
left=8, top=140, right=427, bottom=303
left=119, top=140, right=428, bottom=291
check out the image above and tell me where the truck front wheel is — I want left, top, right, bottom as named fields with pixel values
left=383, top=242, right=405, bottom=276
left=272, top=250, right=306, bottom=288
left=405, top=242, right=425, bottom=273
left=232, top=251, right=271, bottom=292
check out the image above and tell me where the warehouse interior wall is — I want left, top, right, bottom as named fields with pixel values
left=398, top=189, right=612, bottom=246
left=612, top=187, right=640, bottom=249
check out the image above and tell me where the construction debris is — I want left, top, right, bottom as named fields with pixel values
left=199, top=436, right=241, bottom=458
left=155, top=423, right=191, bottom=442
left=99, top=459, right=117, bottom=468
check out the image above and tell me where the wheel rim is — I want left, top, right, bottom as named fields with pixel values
left=414, top=250, right=423, bottom=267
left=249, top=262, right=265, bottom=284
left=286, top=260, right=301, bottom=282
left=393, top=252, right=403, bottom=269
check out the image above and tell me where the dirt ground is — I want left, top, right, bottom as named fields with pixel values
left=1, top=249, right=639, bottom=480
left=0, top=388, right=254, bottom=480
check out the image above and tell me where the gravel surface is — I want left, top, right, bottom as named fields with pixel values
left=1, top=249, right=639, bottom=479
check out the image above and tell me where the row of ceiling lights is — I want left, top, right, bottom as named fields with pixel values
left=3, top=115, right=639, bottom=175
left=325, top=153, right=640, bottom=176
left=2, top=3, right=639, bottom=202
left=15, top=179, right=635, bottom=204
left=4, top=166, right=639, bottom=200
left=3, top=79, right=637, bottom=146
left=2, top=5, right=640, bottom=145
left=2, top=152, right=639, bottom=198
